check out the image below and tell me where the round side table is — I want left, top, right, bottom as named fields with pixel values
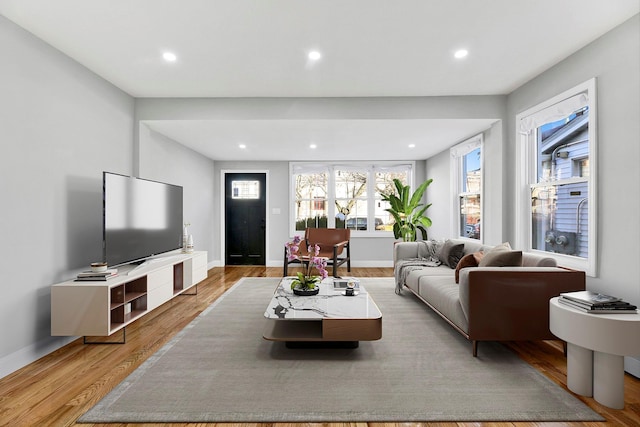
left=549, top=297, right=640, bottom=409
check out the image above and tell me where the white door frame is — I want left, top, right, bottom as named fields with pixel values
left=220, top=169, right=270, bottom=266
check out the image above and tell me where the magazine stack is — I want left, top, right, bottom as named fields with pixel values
left=75, top=269, right=118, bottom=282
left=559, top=290, right=638, bottom=314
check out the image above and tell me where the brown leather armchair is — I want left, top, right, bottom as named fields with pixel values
left=284, top=228, right=351, bottom=277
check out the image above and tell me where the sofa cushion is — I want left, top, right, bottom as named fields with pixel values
left=405, top=266, right=454, bottom=292
left=478, top=242, right=522, bottom=267
left=460, top=239, right=485, bottom=255
left=404, top=265, right=455, bottom=292
left=413, top=265, right=455, bottom=277
left=418, top=275, right=469, bottom=332
left=480, top=250, right=523, bottom=267
left=404, top=269, right=423, bottom=293
left=438, top=240, right=465, bottom=268
left=455, top=253, right=479, bottom=284
left=481, top=241, right=511, bottom=254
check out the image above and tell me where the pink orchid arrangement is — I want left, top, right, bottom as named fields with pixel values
left=285, top=235, right=329, bottom=290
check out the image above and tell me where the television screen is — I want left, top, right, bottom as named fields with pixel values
left=103, top=172, right=183, bottom=267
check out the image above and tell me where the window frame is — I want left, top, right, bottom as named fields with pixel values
left=515, top=78, right=597, bottom=276
left=450, top=134, right=483, bottom=242
left=289, top=161, right=415, bottom=236
left=334, top=165, right=370, bottom=230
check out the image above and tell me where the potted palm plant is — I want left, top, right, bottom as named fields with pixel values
left=382, top=178, right=433, bottom=241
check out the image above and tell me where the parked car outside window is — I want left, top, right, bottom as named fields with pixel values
left=464, top=222, right=481, bottom=239
left=345, top=217, right=384, bottom=230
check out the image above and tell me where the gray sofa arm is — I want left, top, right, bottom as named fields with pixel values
left=393, top=242, right=420, bottom=263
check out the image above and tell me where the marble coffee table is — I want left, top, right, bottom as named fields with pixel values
left=263, top=277, right=382, bottom=347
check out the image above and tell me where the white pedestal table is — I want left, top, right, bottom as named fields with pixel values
left=549, top=297, right=640, bottom=409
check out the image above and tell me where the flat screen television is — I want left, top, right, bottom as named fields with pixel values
left=103, top=172, right=183, bottom=267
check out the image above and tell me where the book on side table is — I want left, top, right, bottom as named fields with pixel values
left=559, top=291, right=637, bottom=314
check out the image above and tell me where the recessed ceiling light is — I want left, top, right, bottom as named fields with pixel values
left=309, top=144, right=317, bottom=149
left=239, top=144, right=246, bottom=149
left=454, top=49, right=468, bottom=59
left=408, top=144, right=416, bottom=148
left=162, top=51, right=177, bottom=62
left=308, top=50, right=322, bottom=61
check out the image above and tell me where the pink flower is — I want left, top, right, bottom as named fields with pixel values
left=313, top=256, right=328, bottom=279
left=285, top=236, right=328, bottom=288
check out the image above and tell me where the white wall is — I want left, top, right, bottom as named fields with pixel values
left=506, top=15, right=640, bottom=375
left=424, top=149, right=451, bottom=240
left=425, top=120, right=506, bottom=245
left=0, top=16, right=135, bottom=378
left=138, top=125, right=216, bottom=265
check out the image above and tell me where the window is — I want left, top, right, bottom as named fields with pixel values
left=450, top=135, right=482, bottom=240
left=292, top=166, right=328, bottom=230
left=516, top=79, right=597, bottom=276
left=335, top=167, right=368, bottom=229
left=290, top=162, right=413, bottom=234
left=231, top=180, right=260, bottom=199
left=312, top=198, right=325, bottom=211
left=373, top=166, right=409, bottom=231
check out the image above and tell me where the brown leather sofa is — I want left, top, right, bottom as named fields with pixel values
left=284, top=228, right=351, bottom=277
left=394, top=239, right=585, bottom=356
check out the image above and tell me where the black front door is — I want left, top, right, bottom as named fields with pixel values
left=225, top=173, right=266, bottom=265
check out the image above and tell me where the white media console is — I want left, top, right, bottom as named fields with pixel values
left=51, top=251, right=207, bottom=341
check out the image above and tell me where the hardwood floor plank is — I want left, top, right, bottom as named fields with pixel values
left=0, top=266, right=638, bottom=427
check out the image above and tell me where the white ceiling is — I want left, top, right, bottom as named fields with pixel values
left=145, top=118, right=498, bottom=161
left=2, top=0, right=638, bottom=160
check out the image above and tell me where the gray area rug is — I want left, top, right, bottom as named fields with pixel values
left=79, top=277, right=603, bottom=423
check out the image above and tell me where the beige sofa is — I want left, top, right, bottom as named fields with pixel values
left=394, top=239, right=585, bottom=356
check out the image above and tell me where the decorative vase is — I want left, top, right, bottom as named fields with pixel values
left=182, top=222, right=191, bottom=253
left=186, top=234, right=194, bottom=253
left=293, top=286, right=320, bottom=296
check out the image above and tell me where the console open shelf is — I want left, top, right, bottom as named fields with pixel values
left=51, top=251, right=207, bottom=340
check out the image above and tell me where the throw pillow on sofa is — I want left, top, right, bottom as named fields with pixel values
left=478, top=242, right=523, bottom=267
left=437, top=240, right=465, bottom=269
left=455, top=253, right=480, bottom=283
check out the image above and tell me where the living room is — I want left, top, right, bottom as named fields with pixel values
left=1, top=1, right=639, bottom=424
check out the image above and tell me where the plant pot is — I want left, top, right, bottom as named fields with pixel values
left=293, top=287, right=320, bottom=296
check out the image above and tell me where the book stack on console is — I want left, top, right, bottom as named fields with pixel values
left=559, top=290, right=638, bottom=314
left=75, top=269, right=118, bottom=281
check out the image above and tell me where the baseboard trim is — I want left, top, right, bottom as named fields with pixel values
left=625, top=356, right=640, bottom=379
left=208, top=260, right=223, bottom=269
left=0, top=336, right=76, bottom=380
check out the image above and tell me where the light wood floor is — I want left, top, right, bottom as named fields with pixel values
left=1, top=266, right=639, bottom=427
